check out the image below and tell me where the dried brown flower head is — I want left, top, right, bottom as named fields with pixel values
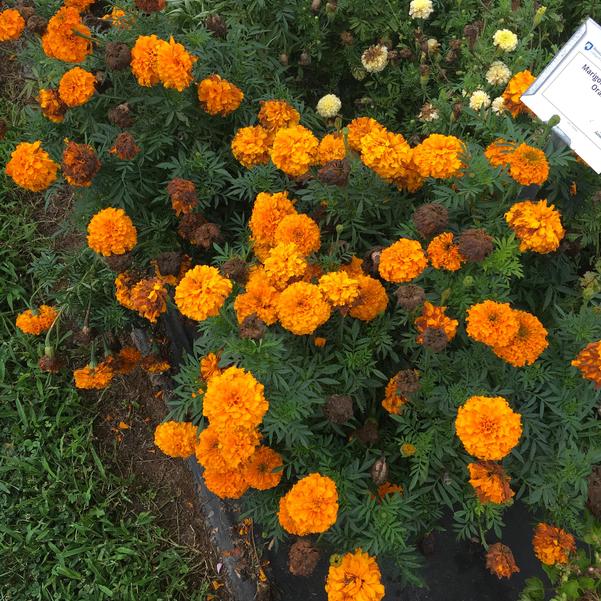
left=457, top=228, right=494, bottom=262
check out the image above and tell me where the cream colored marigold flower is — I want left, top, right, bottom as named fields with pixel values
left=492, top=96, right=506, bottom=114
left=361, top=45, right=388, bottom=73
left=409, top=0, right=434, bottom=19
left=316, top=94, right=341, bottom=118
left=469, top=90, right=491, bottom=111
left=486, top=61, right=512, bottom=86
left=493, top=29, right=518, bottom=52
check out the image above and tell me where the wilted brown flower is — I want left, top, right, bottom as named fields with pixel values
left=340, top=31, right=354, bottom=45
left=155, top=251, right=182, bottom=277
left=104, top=252, right=133, bottom=272
left=27, top=14, right=47, bottom=34
left=486, top=543, right=519, bottom=579
left=325, top=394, right=353, bottom=424
left=395, top=284, right=425, bottom=311
left=413, top=203, right=448, bottom=238
left=288, top=539, right=320, bottom=577
left=370, top=456, right=388, bottom=485
left=108, top=103, right=134, bottom=128
left=317, top=159, right=350, bottom=186
left=110, top=132, right=141, bottom=160
left=105, top=42, right=131, bottom=71
left=239, top=314, right=266, bottom=340
left=134, top=0, right=165, bottom=12
left=354, top=419, right=379, bottom=445
left=205, top=14, right=227, bottom=38
left=220, top=257, right=248, bottom=284
left=167, top=178, right=198, bottom=216
left=177, top=213, right=207, bottom=241
left=191, top=222, right=221, bottom=249
left=62, top=140, right=101, bottom=187
left=422, top=327, right=448, bottom=352
left=458, top=228, right=494, bottom=262
left=395, top=369, right=420, bottom=395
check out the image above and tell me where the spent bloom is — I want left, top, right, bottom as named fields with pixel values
left=493, top=29, right=518, bottom=52
left=486, top=544, right=520, bottom=579
left=361, top=45, right=388, bottom=73
left=533, top=523, right=575, bottom=565
left=316, top=94, right=342, bottom=118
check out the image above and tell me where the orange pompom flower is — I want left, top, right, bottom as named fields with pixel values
left=195, top=425, right=228, bottom=471
left=16, top=305, right=58, bottom=335
left=427, top=232, right=466, bottom=271
left=505, top=199, right=564, bottom=254
left=317, top=133, right=347, bottom=165
left=378, top=238, right=428, bottom=283
left=218, top=427, right=261, bottom=468
left=274, top=213, right=320, bottom=256
left=486, top=543, right=520, bottom=579
left=325, top=548, right=385, bottom=601
left=347, top=116, right=386, bottom=152
left=41, top=7, right=92, bottom=63
left=64, top=0, right=96, bottom=10
left=318, top=272, right=360, bottom=307
left=468, top=462, right=514, bottom=504
left=200, top=352, right=222, bottom=382
left=465, top=300, right=520, bottom=348
left=102, top=7, right=133, bottom=29
left=532, top=523, right=575, bottom=565
left=131, top=35, right=162, bottom=87
left=360, top=128, right=412, bottom=181
left=258, top=99, right=300, bottom=133
left=276, top=282, right=332, bottom=335
left=154, top=421, right=197, bottom=458
left=234, top=267, right=280, bottom=325
left=175, top=265, right=233, bottom=321
left=203, top=465, right=249, bottom=499
left=382, top=374, right=409, bottom=415
left=278, top=473, right=338, bottom=535
left=243, top=446, right=283, bottom=490
left=502, top=70, right=536, bottom=117
left=507, top=144, right=549, bottom=186
left=415, top=302, right=458, bottom=344
left=197, top=74, right=244, bottom=115
left=349, top=275, right=388, bottom=321
left=412, top=134, right=466, bottom=179
left=38, top=89, right=68, bottom=123
left=270, top=125, right=319, bottom=177
left=572, top=340, right=601, bottom=387
left=6, top=141, right=59, bottom=192
left=455, top=395, right=522, bottom=460
left=249, top=191, right=297, bottom=247
left=0, top=9, right=25, bottom=42
left=87, top=207, right=137, bottom=256
left=73, top=361, right=114, bottom=390
left=58, top=67, right=95, bottom=107
left=62, top=140, right=101, bottom=187
left=484, top=139, right=517, bottom=169
left=263, top=243, right=308, bottom=289
left=231, top=125, right=271, bottom=168
left=156, top=36, right=197, bottom=91
left=109, top=346, right=142, bottom=375
left=491, top=310, right=548, bottom=367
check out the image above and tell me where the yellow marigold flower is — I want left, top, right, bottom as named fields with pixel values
left=314, top=336, right=327, bottom=347
left=258, top=99, right=300, bottom=132
left=276, top=282, right=332, bottom=335
left=378, top=238, right=428, bottom=283
left=572, top=340, right=601, bottom=387
left=325, top=548, right=385, bottom=601
left=316, top=94, right=342, bottom=118
left=156, top=36, right=196, bottom=91
left=73, top=361, right=114, bottom=390
left=347, top=117, right=386, bottom=152
left=493, top=29, right=518, bottom=52
left=274, top=213, right=320, bottom=256
left=361, top=44, right=388, bottom=73
left=484, top=138, right=517, bottom=169
left=234, top=267, right=280, bottom=325
left=409, top=0, right=434, bottom=19
left=455, top=395, right=522, bottom=460
left=38, top=89, right=67, bottom=123
left=507, top=144, right=549, bottom=185
left=203, top=465, right=249, bottom=499
left=175, top=265, right=233, bottom=321
left=58, top=67, right=96, bottom=107
left=243, top=446, right=283, bottom=490
left=263, top=243, right=308, bottom=289
left=231, top=125, right=271, bottom=168
left=319, top=271, right=360, bottom=307
left=128, top=277, right=168, bottom=323
left=249, top=191, right=297, bottom=247
left=278, top=473, right=338, bottom=535
left=469, top=89, right=491, bottom=111
left=486, top=543, right=520, bottom=579
left=400, top=443, right=416, bottom=457
left=415, top=301, right=458, bottom=344
left=271, top=125, right=319, bottom=177
left=468, top=462, right=514, bottom=504
left=412, top=134, right=466, bottom=179
left=502, top=70, right=535, bottom=117
left=195, top=425, right=228, bottom=471
left=466, top=300, right=520, bottom=347
left=349, top=275, right=388, bottom=321
left=360, top=128, right=412, bottom=181
left=218, top=427, right=261, bottom=468
left=197, top=74, right=244, bottom=115
left=0, top=8, right=25, bottom=42
left=131, top=35, right=162, bottom=87
left=203, top=366, right=268, bottom=433
left=532, top=523, right=575, bottom=566
left=200, top=352, right=222, bottom=381
left=16, top=305, right=58, bottom=335
left=427, top=232, right=466, bottom=271
left=382, top=374, right=409, bottom=415
left=505, top=199, right=564, bottom=253
left=87, top=207, right=137, bottom=256
left=5, top=141, right=59, bottom=192
left=486, top=61, right=512, bottom=86
left=154, top=421, right=197, bottom=458
left=317, top=133, right=346, bottom=165
left=62, top=140, right=101, bottom=187
left=491, top=310, right=548, bottom=367
left=41, top=7, right=92, bottom=63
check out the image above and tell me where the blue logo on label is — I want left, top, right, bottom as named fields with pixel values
left=585, top=41, right=594, bottom=50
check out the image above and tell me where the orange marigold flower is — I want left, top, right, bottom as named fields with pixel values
left=87, top=207, right=137, bottom=256
left=340, top=256, right=365, bottom=278
left=485, top=139, right=517, bottom=169
left=349, top=275, right=388, bottom=321
left=491, top=310, right=548, bottom=367
left=41, top=7, right=92, bottom=63
left=0, top=8, right=25, bottom=42
left=376, top=482, right=403, bottom=499
left=38, top=88, right=68, bottom=123
left=154, top=421, right=197, bottom=458
left=532, top=523, right=575, bottom=566
left=271, top=125, right=319, bottom=177
left=427, top=232, right=466, bottom=271
left=505, top=199, right=564, bottom=254
left=415, top=301, right=458, bottom=344
left=347, top=116, right=386, bottom=152
left=114, top=271, right=136, bottom=310
left=16, top=305, right=58, bottom=335
left=218, top=427, right=261, bottom=468
left=360, top=128, right=412, bottom=181
left=378, top=238, right=428, bottom=283
left=175, top=265, right=233, bottom=321
left=62, top=139, right=100, bottom=187
left=572, top=340, right=601, bottom=387
left=73, top=361, right=114, bottom=390
left=6, top=141, right=59, bottom=192
left=195, top=425, right=228, bottom=471
left=203, top=366, right=268, bottom=433
left=203, top=465, right=249, bottom=499
left=200, top=352, right=222, bottom=381
left=319, top=271, right=360, bottom=307
left=276, top=282, right=332, bottom=335
left=140, top=355, right=170, bottom=373
left=455, top=395, right=522, bottom=460
left=131, top=34, right=162, bottom=87
left=278, top=473, right=338, bottom=535
left=486, top=543, right=520, bottom=579
left=325, top=548, right=385, bottom=601
left=156, top=36, right=197, bottom=92
left=167, top=178, right=198, bottom=216
left=109, top=346, right=141, bottom=374
left=466, top=300, right=519, bottom=348
left=110, top=132, right=141, bottom=160
left=58, top=67, right=95, bottom=107
left=129, top=277, right=168, bottom=323
left=468, top=462, right=514, bottom=504
left=274, top=213, right=320, bottom=256
left=317, top=133, right=346, bottom=165
left=393, top=155, right=426, bottom=193
left=64, top=0, right=96, bottom=9
left=197, top=74, right=244, bottom=116
left=231, top=125, right=271, bottom=168
left=382, top=374, right=409, bottom=415
left=102, top=7, right=133, bottom=29
left=234, top=267, right=280, bottom=325
left=243, top=446, right=283, bottom=490
left=249, top=191, right=297, bottom=247
left=258, top=99, right=300, bottom=132
left=314, top=336, right=327, bottom=347
left=507, top=144, right=549, bottom=185
left=412, top=134, right=466, bottom=179
left=263, top=243, right=308, bottom=289
left=502, top=70, right=536, bottom=117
